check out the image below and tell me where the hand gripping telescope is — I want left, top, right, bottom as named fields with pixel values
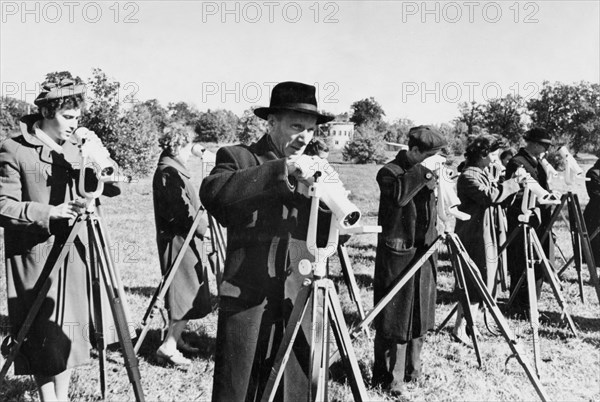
left=420, top=154, right=470, bottom=225
left=72, top=127, right=120, bottom=203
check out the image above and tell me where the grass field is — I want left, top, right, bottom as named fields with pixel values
left=1, top=148, right=599, bottom=401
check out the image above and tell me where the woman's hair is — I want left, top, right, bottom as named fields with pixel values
left=39, top=94, right=86, bottom=119
left=464, top=134, right=502, bottom=165
left=158, top=123, right=191, bottom=154
left=304, top=137, right=329, bottom=157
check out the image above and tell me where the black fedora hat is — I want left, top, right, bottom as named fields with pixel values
left=523, top=127, right=552, bottom=145
left=254, top=81, right=334, bottom=125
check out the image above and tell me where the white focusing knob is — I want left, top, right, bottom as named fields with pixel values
left=298, top=259, right=312, bottom=276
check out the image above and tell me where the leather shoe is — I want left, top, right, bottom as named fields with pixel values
left=156, top=346, right=191, bottom=366
left=177, top=341, right=200, bottom=355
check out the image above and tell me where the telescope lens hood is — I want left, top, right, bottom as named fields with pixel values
left=343, top=211, right=360, bottom=227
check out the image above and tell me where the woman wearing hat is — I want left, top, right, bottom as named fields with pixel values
left=452, top=135, right=522, bottom=344
left=152, top=123, right=210, bottom=366
left=0, top=79, right=119, bottom=400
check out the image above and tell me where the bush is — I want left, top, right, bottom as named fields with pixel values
left=342, top=133, right=387, bottom=164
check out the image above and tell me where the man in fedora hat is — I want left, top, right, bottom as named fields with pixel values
left=504, top=127, right=557, bottom=311
left=200, top=81, right=334, bottom=401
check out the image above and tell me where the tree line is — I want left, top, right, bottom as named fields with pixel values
left=1, top=68, right=598, bottom=176
left=344, top=81, right=600, bottom=164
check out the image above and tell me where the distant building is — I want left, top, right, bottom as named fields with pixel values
left=326, top=121, right=355, bottom=149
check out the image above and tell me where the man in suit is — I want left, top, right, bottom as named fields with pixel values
left=504, top=128, right=556, bottom=311
left=373, top=126, right=446, bottom=396
left=200, top=81, right=334, bottom=401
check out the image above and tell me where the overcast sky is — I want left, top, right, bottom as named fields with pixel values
left=1, top=0, right=599, bottom=124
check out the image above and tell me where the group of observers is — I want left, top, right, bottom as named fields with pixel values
left=2, top=79, right=599, bottom=402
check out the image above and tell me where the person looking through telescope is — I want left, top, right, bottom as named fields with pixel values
left=452, top=135, right=523, bottom=345
left=200, top=81, right=336, bottom=401
left=152, top=123, right=211, bottom=366
left=504, top=127, right=558, bottom=314
left=0, top=78, right=120, bottom=401
left=372, top=125, right=446, bottom=397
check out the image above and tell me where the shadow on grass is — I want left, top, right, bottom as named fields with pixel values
left=0, top=375, right=37, bottom=401
left=329, top=356, right=372, bottom=388
left=347, top=243, right=377, bottom=252
left=127, top=286, right=156, bottom=298
left=540, top=310, right=600, bottom=332
left=330, top=272, right=373, bottom=289
left=436, top=288, right=456, bottom=305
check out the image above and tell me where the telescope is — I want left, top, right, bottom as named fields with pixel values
left=540, top=157, right=558, bottom=184
left=72, top=127, right=120, bottom=201
left=297, top=159, right=361, bottom=229
left=421, top=154, right=470, bottom=224
left=559, top=146, right=586, bottom=185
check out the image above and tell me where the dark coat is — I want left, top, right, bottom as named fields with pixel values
left=153, top=152, right=210, bottom=320
left=504, top=148, right=552, bottom=299
left=504, top=147, right=551, bottom=224
left=584, top=159, right=600, bottom=266
left=200, top=134, right=330, bottom=401
left=374, top=150, right=438, bottom=342
left=455, top=165, right=519, bottom=300
left=0, top=114, right=119, bottom=376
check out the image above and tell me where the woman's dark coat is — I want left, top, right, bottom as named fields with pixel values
left=455, top=165, right=519, bottom=300
left=153, top=152, right=210, bottom=320
left=374, top=150, right=438, bottom=342
left=0, top=114, right=119, bottom=375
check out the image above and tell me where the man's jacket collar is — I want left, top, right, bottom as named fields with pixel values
left=518, top=147, right=539, bottom=167
left=158, top=152, right=191, bottom=178
left=394, top=149, right=415, bottom=170
left=249, top=134, right=280, bottom=162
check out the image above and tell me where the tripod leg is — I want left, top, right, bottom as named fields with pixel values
left=529, top=231, right=578, bottom=337
left=134, top=209, right=204, bottom=354
left=435, top=304, right=458, bottom=333
left=0, top=218, right=87, bottom=386
left=90, top=219, right=145, bottom=402
left=88, top=221, right=107, bottom=398
left=448, top=235, right=482, bottom=367
left=455, top=235, right=550, bottom=402
left=261, top=284, right=312, bottom=402
left=350, top=238, right=441, bottom=336
left=338, top=245, right=367, bottom=322
left=567, top=197, right=585, bottom=303
left=506, top=272, right=527, bottom=310
left=327, top=282, right=368, bottom=401
left=310, top=281, right=326, bottom=401
left=525, top=227, right=542, bottom=378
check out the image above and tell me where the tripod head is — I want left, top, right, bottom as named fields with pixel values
left=517, top=167, right=561, bottom=222
left=300, top=171, right=381, bottom=278
left=72, top=127, right=120, bottom=211
left=421, top=154, right=470, bottom=232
